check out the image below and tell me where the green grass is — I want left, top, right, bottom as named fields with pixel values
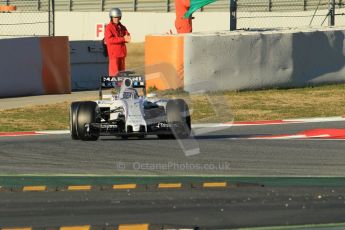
left=1, top=83, right=345, bottom=132
left=126, top=42, right=145, bottom=71
left=0, top=102, right=70, bottom=132
left=227, top=83, right=345, bottom=121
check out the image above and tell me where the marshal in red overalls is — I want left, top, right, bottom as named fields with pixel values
left=175, top=0, right=193, bottom=33
left=104, top=18, right=130, bottom=77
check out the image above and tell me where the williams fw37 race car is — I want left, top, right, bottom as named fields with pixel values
left=70, top=71, right=191, bottom=141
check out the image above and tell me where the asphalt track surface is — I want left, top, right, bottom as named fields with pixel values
left=0, top=121, right=344, bottom=176
left=2, top=187, right=345, bottom=228
left=1, top=121, right=345, bottom=228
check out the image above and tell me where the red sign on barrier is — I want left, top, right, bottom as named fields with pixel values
left=96, top=24, right=106, bottom=39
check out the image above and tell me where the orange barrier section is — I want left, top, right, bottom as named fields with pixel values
left=145, top=35, right=184, bottom=90
left=0, top=5, right=16, bottom=12
left=40, top=36, right=71, bottom=94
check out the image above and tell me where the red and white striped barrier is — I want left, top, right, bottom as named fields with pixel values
left=251, top=129, right=345, bottom=140
left=231, top=116, right=345, bottom=126
left=0, top=130, right=69, bottom=137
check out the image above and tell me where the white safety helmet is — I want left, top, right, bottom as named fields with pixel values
left=109, top=8, right=122, bottom=18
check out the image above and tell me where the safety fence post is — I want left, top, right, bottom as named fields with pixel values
left=49, top=0, right=55, bottom=36
left=329, top=0, right=335, bottom=26
left=230, top=0, right=237, bottom=31
left=166, top=0, right=170, bottom=12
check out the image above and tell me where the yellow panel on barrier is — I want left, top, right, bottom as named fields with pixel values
left=145, top=35, right=184, bottom=90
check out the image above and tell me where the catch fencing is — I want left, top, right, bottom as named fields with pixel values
left=2, top=0, right=345, bottom=37
left=0, top=0, right=54, bottom=38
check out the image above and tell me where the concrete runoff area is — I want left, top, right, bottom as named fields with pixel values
left=184, top=27, right=345, bottom=92
left=0, top=90, right=99, bottom=110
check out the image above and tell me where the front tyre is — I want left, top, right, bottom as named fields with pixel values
left=70, top=102, right=80, bottom=140
left=76, top=101, right=101, bottom=141
left=157, top=99, right=191, bottom=139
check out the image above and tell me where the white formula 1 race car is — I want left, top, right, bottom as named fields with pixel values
left=70, top=71, right=191, bottom=141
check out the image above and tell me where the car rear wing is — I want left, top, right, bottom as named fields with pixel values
left=99, top=71, right=146, bottom=99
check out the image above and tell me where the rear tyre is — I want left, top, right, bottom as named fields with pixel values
left=157, top=99, right=191, bottom=139
left=70, top=102, right=80, bottom=140
left=76, top=101, right=101, bottom=141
